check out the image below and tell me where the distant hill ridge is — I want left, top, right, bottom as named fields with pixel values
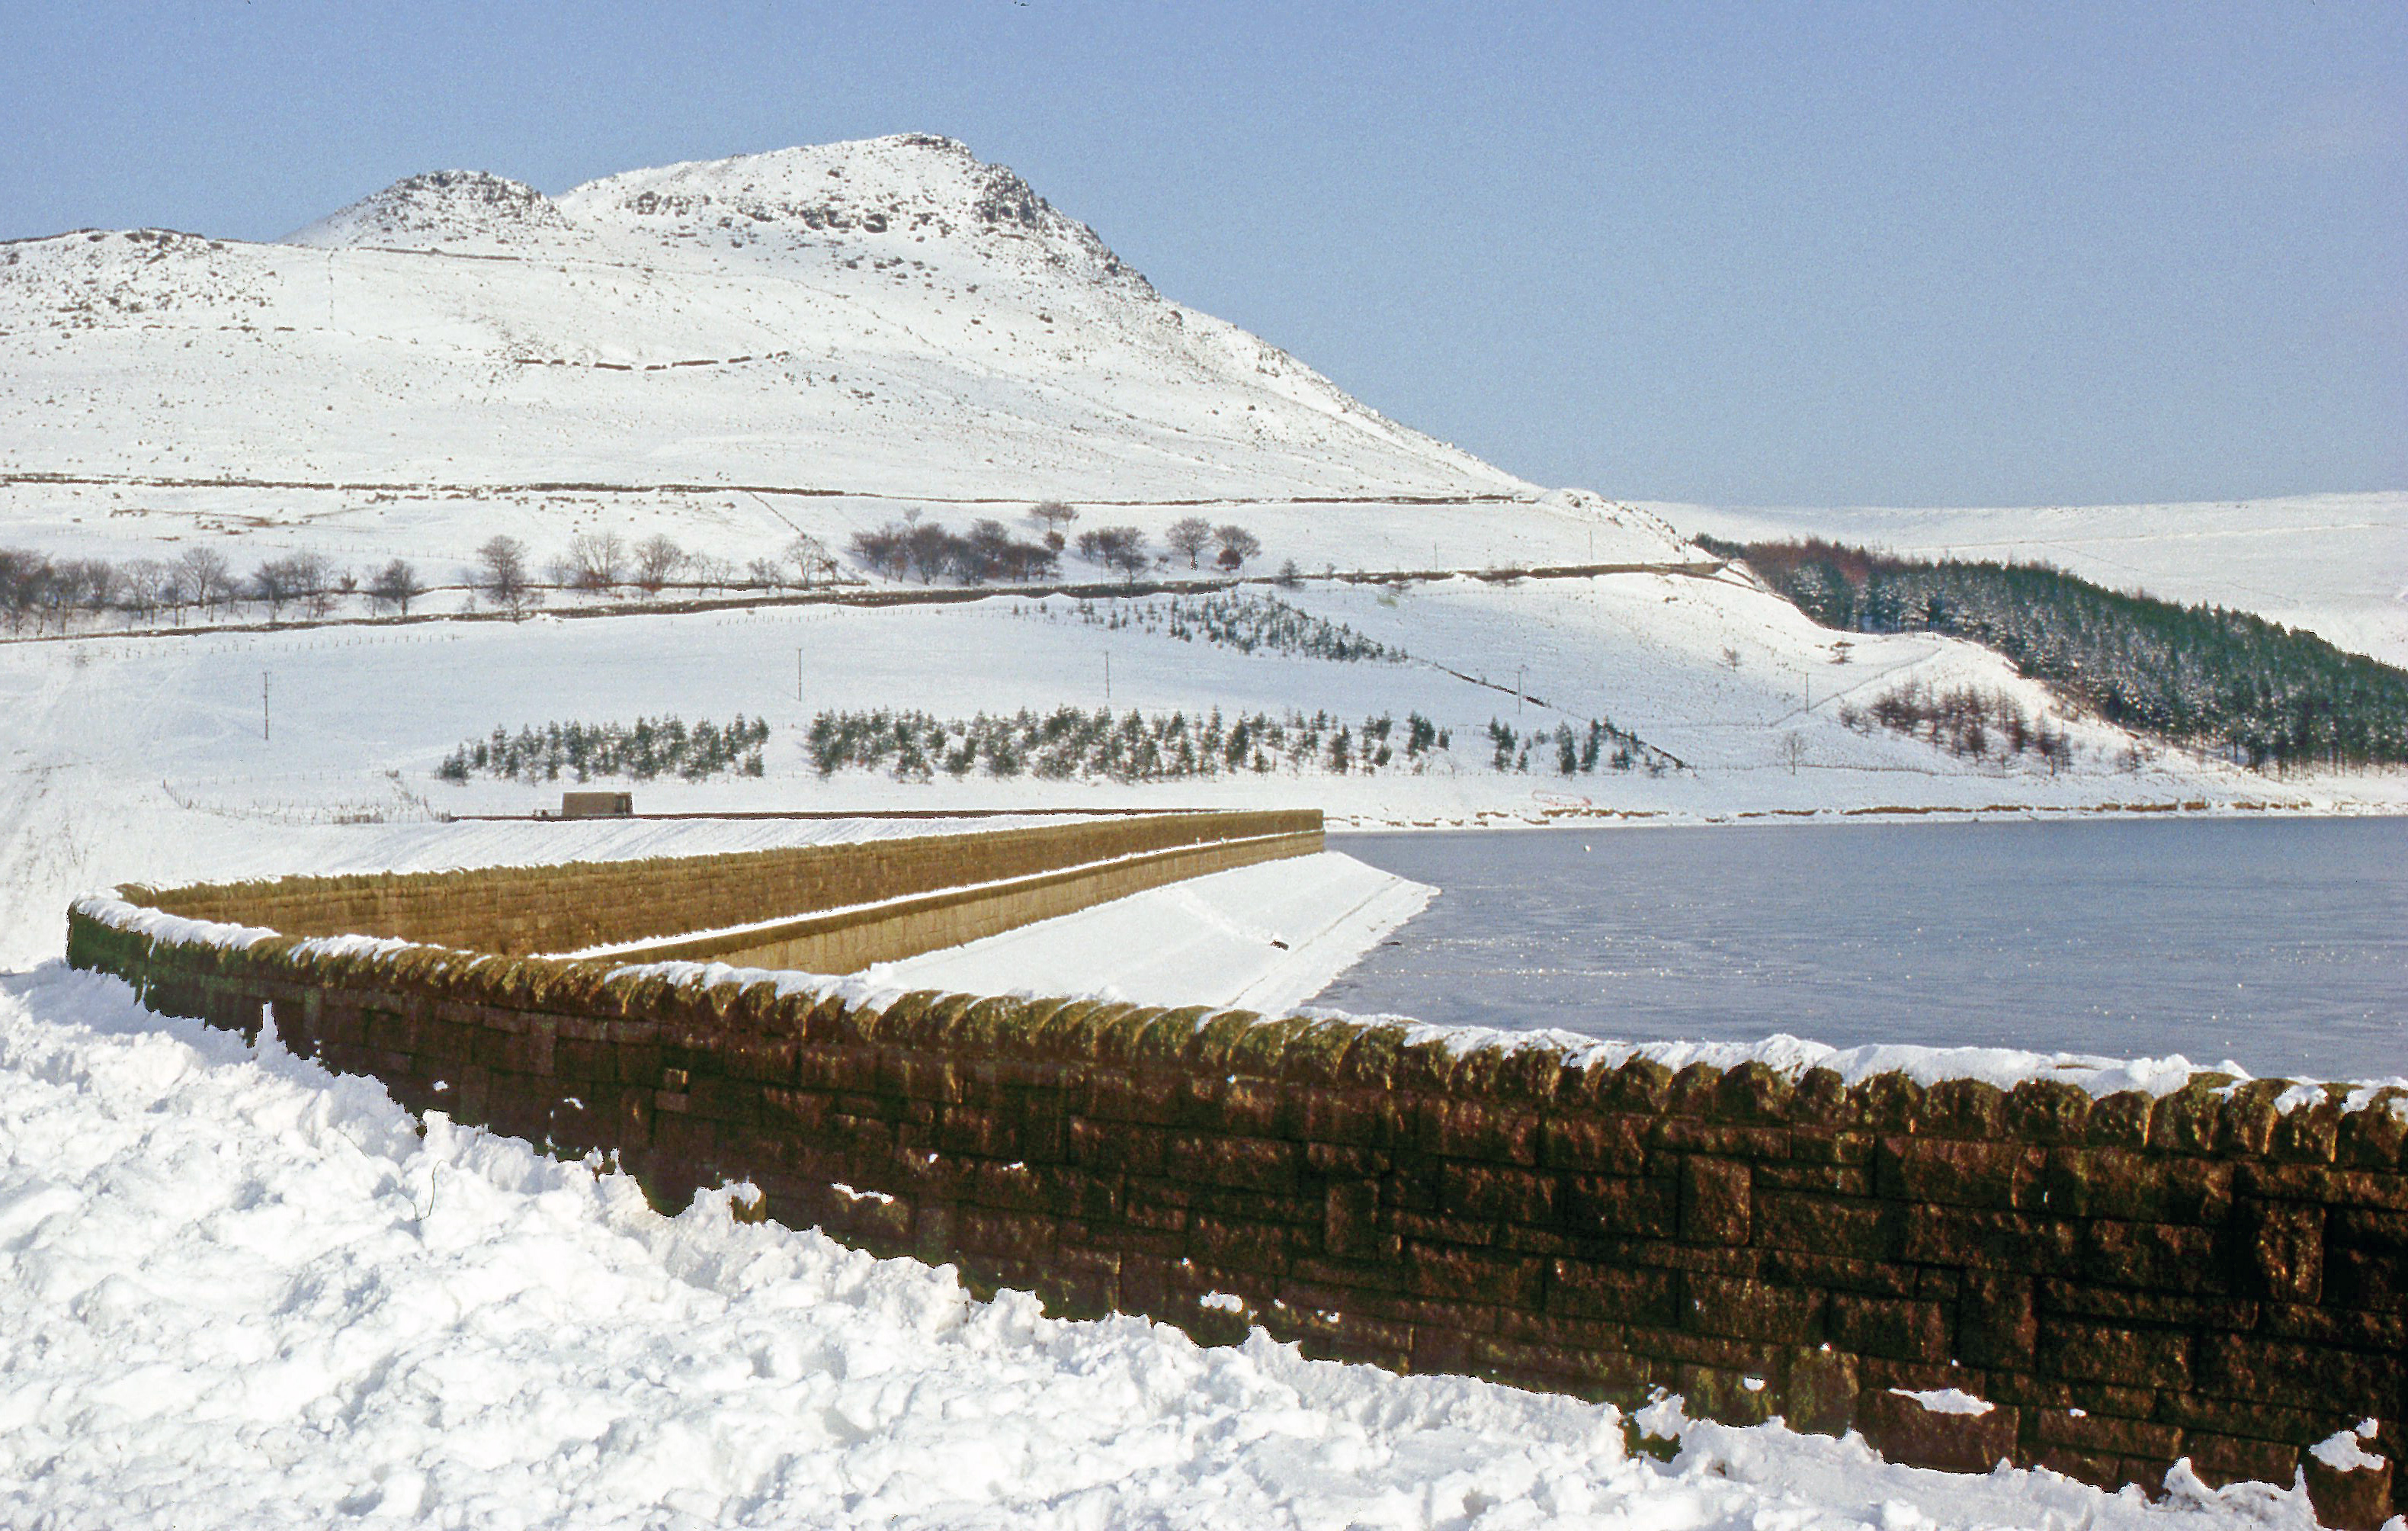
left=284, top=135, right=1147, bottom=289
left=0, top=135, right=1525, bottom=502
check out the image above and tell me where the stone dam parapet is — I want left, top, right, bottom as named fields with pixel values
left=62, top=817, right=2406, bottom=1529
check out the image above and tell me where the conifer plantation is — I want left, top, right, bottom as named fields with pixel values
left=1708, top=538, right=2408, bottom=769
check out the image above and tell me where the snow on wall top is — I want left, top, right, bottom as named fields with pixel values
left=69, top=888, right=2408, bottom=1112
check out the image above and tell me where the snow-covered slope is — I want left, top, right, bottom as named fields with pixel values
left=0, top=135, right=1521, bottom=504
left=1675, top=493, right=2408, bottom=669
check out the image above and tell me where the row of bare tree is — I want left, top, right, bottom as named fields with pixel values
left=0, top=545, right=437, bottom=631
left=848, top=502, right=1265, bottom=588
left=0, top=527, right=845, bottom=633
left=0, top=502, right=1270, bottom=634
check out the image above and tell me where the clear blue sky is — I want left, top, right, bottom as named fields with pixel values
left=4, top=2, right=2400, bottom=507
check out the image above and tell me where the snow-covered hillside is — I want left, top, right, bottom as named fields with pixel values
left=0, top=134, right=1520, bottom=509
left=0, top=133, right=2397, bottom=975
left=1678, top=493, right=2408, bottom=669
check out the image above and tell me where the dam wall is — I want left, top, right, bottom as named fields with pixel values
left=64, top=820, right=2404, bottom=1529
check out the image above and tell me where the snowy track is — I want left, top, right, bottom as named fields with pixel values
left=0, top=964, right=2329, bottom=1529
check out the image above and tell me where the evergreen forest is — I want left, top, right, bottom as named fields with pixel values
left=1702, top=537, right=2408, bottom=769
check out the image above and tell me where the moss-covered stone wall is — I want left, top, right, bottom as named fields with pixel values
left=64, top=865, right=2406, bottom=1530
left=131, top=810, right=1320, bottom=958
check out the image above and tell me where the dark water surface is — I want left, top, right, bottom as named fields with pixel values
left=1321, top=818, right=2406, bottom=1082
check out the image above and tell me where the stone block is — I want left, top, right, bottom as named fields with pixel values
left=2304, top=1446, right=2395, bottom=1531
left=1171, top=1134, right=1300, bottom=1194
left=1855, top=1388, right=2020, bottom=1473
left=1714, top=1062, right=1794, bottom=1122
left=1547, top=1260, right=1681, bottom=1327
left=1540, top=1115, right=1647, bottom=1174
left=1679, top=1157, right=1751, bottom=1245
left=2036, top=1318, right=2191, bottom=1389
left=1903, top=1206, right=2076, bottom=1273
left=1185, top=1212, right=1296, bottom=1275
left=1296, top=1086, right=1401, bottom=1149
left=1438, top=1163, right=1559, bottom=1225
left=1826, top=1293, right=1951, bottom=1362
left=1416, top=1097, right=1540, bottom=1164
left=1404, top=1244, right=1544, bottom=1306
left=1679, top=1363, right=1780, bottom=1426
left=2196, top=1334, right=2397, bottom=1414
left=1686, top=1275, right=1823, bottom=1343
left=1752, top=1160, right=1873, bottom=1196
left=2030, top=1408, right=2181, bottom=1459
left=1922, top=1079, right=2009, bottom=1139
left=1880, top=1136, right=2040, bottom=1209
left=2335, top=1094, right=2405, bottom=1169
left=2080, top=1219, right=2224, bottom=1293
left=1069, top=1117, right=1169, bottom=1177
left=2041, top=1147, right=2230, bottom=1222
left=2233, top=1199, right=2325, bottom=1302
left=1956, top=1271, right=2037, bottom=1369
left=1563, top=1175, right=1678, bottom=1238
left=2182, top=1431, right=2300, bottom=1492
left=2086, top=1091, right=2153, bottom=1148
left=2034, top=1278, right=2254, bottom=1330
left=1329, top=1180, right=1406, bottom=1261
left=1389, top=1208, right=1495, bottom=1248
left=1781, top=1346, right=1858, bottom=1436
left=2005, top=1079, right=2093, bottom=1143
left=1852, top=1073, right=1925, bottom=1133
left=1753, top=1191, right=1895, bottom=1260
left=1762, top=1250, right=1915, bottom=1297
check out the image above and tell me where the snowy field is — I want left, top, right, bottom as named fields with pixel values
left=0, top=963, right=2340, bottom=1530
left=5, top=570, right=2390, bottom=971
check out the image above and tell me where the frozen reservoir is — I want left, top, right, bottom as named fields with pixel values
left=1322, top=817, right=2407, bottom=1083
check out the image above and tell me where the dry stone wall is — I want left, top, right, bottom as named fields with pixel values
left=64, top=840, right=2406, bottom=1529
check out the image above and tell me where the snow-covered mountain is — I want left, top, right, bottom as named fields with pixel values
left=1, top=134, right=1522, bottom=503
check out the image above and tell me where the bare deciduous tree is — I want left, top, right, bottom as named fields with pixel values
left=905, top=522, right=956, bottom=583
left=633, top=534, right=687, bottom=595
left=475, top=535, right=536, bottom=619
left=120, top=558, right=171, bottom=624
left=370, top=558, right=425, bottom=615
left=1030, top=500, right=1079, bottom=535
left=175, top=547, right=236, bottom=620
left=1165, top=516, right=1215, bottom=569
left=250, top=557, right=300, bottom=624
left=785, top=534, right=838, bottom=587
left=568, top=531, right=627, bottom=592
left=848, top=523, right=911, bottom=580
left=290, top=552, right=338, bottom=618
left=1076, top=526, right=1151, bottom=586
left=1214, top=524, right=1262, bottom=572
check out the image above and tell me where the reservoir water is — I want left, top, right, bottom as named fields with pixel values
left=1321, top=818, right=2406, bottom=1083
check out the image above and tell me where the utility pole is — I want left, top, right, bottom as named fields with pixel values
left=1105, top=651, right=1111, bottom=708
left=796, top=647, right=803, bottom=704
left=1517, top=666, right=1525, bottom=717
left=261, top=672, right=271, bottom=742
